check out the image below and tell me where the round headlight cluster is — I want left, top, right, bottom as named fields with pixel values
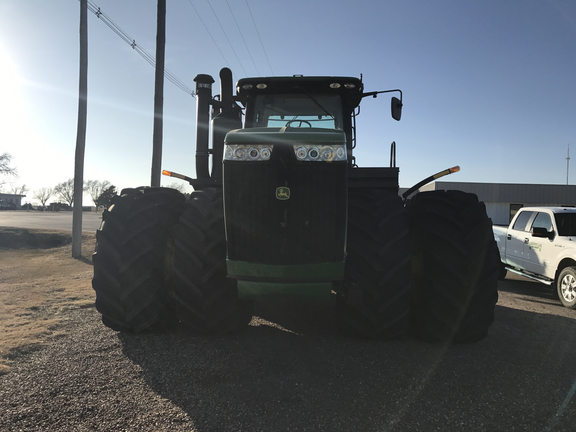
left=224, top=145, right=273, bottom=161
left=294, top=145, right=347, bottom=162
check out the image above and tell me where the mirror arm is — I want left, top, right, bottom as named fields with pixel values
left=362, top=89, right=402, bottom=104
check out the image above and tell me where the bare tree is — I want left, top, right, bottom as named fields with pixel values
left=33, top=187, right=54, bottom=208
left=85, top=180, right=112, bottom=206
left=94, top=185, right=117, bottom=210
left=0, top=153, right=17, bottom=176
left=10, top=184, right=28, bottom=195
left=165, top=182, right=186, bottom=193
left=0, top=153, right=18, bottom=189
left=54, top=178, right=84, bottom=207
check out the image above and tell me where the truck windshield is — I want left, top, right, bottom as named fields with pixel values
left=253, top=94, right=343, bottom=129
left=554, top=212, right=576, bottom=236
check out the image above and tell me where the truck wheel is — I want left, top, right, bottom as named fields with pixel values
left=408, top=190, right=499, bottom=343
left=337, top=189, right=411, bottom=339
left=92, top=187, right=185, bottom=332
left=169, top=188, right=253, bottom=334
left=557, top=266, right=576, bottom=309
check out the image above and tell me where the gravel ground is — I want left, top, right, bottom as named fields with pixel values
left=1, top=286, right=576, bottom=432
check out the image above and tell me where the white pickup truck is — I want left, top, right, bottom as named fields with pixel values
left=493, top=207, right=576, bottom=309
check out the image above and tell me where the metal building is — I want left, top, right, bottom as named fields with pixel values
left=416, top=182, right=576, bottom=225
left=0, top=193, right=26, bottom=210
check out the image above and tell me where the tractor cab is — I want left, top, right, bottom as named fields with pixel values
left=236, top=76, right=364, bottom=163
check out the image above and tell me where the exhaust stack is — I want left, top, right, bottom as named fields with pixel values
left=194, top=73, right=214, bottom=180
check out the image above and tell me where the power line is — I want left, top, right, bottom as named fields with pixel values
left=205, top=0, right=248, bottom=76
left=85, top=1, right=195, bottom=97
left=225, top=0, right=260, bottom=76
left=186, top=0, right=232, bottom=69
left=245, top=0, right=273, bottom=76
left=84, top=0, right=273, bottom=91
left=186, top=0, right=272, bottom=77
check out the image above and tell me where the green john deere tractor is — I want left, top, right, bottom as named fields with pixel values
left=92, top=68, right=498, bottom=342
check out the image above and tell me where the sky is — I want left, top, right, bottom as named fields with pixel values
left=0, top=0, right=575, bottom=205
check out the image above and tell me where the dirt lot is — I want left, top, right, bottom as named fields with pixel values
left=1, top=227, right=576, bottom=431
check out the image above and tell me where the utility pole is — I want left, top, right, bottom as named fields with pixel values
left=151, top=0, right=166, bottom=187
left=567, top=144, right=571, bottom=185
left=72, top=0, right=88, bottom=258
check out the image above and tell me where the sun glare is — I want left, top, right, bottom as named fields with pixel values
left=0, top=43, right=44, bottom=193
left=0, top=45, right=22, bottom=98
left=0, top=44, right=26, bottom=138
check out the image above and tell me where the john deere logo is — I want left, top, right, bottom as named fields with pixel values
left=276, top=187, right=290, bottom=200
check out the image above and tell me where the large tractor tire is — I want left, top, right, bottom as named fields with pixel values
left=408, top=190, right=499, bottom=343
left=337, top=188, right=411, bottom=339
left=92, top=187, right=185, bottom=332
left=169, top=188, right=253, bottom=334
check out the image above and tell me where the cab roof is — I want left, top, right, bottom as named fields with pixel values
left=235, top=76, right=364, bottom=108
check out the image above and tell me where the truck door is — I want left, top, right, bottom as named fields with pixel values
left=505, top=210, right=536, bottom=268
left=524, top=211, right=555, bottom=278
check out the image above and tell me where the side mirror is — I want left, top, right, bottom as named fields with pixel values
left=391, top=96, right=402, bottom=121
left=532, top=227, right=554, bottom=239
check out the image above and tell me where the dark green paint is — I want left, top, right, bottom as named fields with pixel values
left=227, top=260, right=345, bottom=280
left=237, top=280, right=332, bottom=299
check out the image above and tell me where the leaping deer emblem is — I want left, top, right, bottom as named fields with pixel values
left=276, top=187, right=290, bottom=200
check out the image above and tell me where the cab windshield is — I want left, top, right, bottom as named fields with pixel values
left=253, top=94, right=343, bottom=130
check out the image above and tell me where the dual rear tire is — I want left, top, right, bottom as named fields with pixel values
left=339, top=189, right=498, bottom=343
left=92, top=187, right=185, bottom=332
left=92, top=187, right=252, bottom=334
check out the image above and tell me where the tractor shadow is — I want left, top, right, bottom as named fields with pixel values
left=249, top=295, right=341, bottom=336
left=498, top=274, right=560, bottom=306
left=117, top=294, right=576, bottom=432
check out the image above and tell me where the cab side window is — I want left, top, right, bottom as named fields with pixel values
left=512, top=211, right=534, bottom=232
left=531, top=212, right=553, bottom=232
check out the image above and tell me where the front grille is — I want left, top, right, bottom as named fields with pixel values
left=224, top=146, right=347, bottom=265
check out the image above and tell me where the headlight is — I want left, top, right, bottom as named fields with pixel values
left=260, top=147, right=271, bottom=159
left=321, top=147, right=334, bottom=161
left=234, top=147, right=247, bottom=160
left=293, top=144, right=347, bottom=162
left=295, top=147, right=308, bottom=160
left=224, top=145, right=273, bottom=161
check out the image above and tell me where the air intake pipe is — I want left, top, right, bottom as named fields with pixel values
left=211, top=68, right=241, bottom=179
